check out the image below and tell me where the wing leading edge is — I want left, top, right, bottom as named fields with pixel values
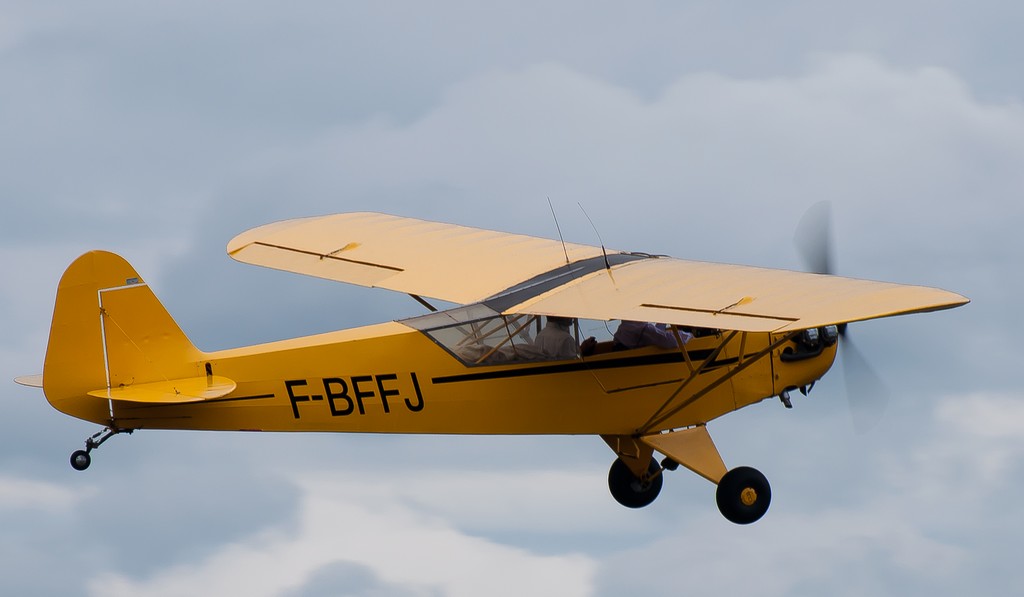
left=228, top=212, right=969, bottom=333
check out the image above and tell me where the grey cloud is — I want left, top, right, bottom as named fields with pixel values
left=281, top=560, right=436, bottom=597
left=0, top=434, right=301, bottom=596
left=72, top=452, right=301, bottom=577
left=594, top=392, right=1024, bottom=596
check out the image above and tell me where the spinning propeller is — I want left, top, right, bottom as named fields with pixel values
left=794, top=201, right=890, bottom=432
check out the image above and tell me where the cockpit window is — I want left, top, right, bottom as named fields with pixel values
left=404, top=305, right=561, bottom=365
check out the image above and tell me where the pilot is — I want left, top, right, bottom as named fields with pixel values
left=613, top=321, right=693, bottom=350
left=535, top=316, right=595, bottom=359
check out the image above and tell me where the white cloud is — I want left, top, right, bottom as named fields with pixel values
left=250, top=53, right=1024, bottom=278
left=597, top=508, right=967, bottom=597
left=88, top=471, right=596, bottom=597
left=385, top=469, right=656, bottom=536
left=896, top=392, right=1024, bottom=501
left=594, top=391, right=1024, bottom=596
left=80, top=392, right=1024, bottom=597
left=0, top=475, right=94, bottom=511
left=935, top=392, right=1024, bottom=440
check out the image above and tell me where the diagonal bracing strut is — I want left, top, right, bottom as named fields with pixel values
left=638, top=331, right=799, bottom=434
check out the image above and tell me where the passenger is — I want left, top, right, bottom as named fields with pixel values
left=613, top=321, right=693, bottom=350
left=535, top=316, right=595, bottom=359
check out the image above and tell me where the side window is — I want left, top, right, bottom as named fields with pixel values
left=425, top=313, right=544, bottom=365
left=408, top=306, right=624, bottom=366
left=576, top=318, right=615, bottom=344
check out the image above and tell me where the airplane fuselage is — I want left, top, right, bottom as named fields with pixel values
left=47, top=320, right=836, bottom=436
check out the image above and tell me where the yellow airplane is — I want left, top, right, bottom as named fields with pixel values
left=15, top=212, right=968, bottom=524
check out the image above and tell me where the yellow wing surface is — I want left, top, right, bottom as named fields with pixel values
left=228, top=212, right=605, bottom=305
left=508, top=258, right=966, bottom=333
left=228, top=212, right=968, bottom=333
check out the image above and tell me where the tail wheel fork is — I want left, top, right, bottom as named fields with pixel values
left=70, top=426, right=132, bottom=471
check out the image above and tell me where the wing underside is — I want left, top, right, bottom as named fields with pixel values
left=228, top=212, right=969, bottom=333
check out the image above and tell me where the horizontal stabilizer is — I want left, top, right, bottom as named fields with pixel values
left=14, top=374, right=43, bottom=388
left=88, top=376, right=236, bottom=404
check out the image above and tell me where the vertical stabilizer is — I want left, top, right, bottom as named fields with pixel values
left=42, top=251, right=202, bottom=424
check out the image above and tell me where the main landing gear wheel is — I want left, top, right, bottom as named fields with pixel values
left=608, top=456, right=663, bottom=509
left=70, top=450, right=91, bottom=471
left=716, top=466, right=771, bottom=525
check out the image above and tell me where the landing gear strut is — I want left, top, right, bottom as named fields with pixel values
left=603, top=430, right=772, bottom=523
left=69, top=427, right=132, bottom=471
left=608, top=456, right=664, bottom=508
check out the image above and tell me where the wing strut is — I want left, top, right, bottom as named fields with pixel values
left=638, top=331, right=800, bottom=434
left=409, top=294, right=438, bottom=312
left=671, top=327, right=696, bottom=374
left=637, top=330, right=739, bottom=432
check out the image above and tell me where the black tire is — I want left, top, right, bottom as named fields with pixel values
left=716, top=466, right=771, bottom=524
left=70, top=450, right=91, bottom=471
left=608, top=456, right=663, bottom=509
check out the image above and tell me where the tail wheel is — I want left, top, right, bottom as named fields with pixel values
left=608, top=456, right=663, bottom=509
left=716, top=466, right=771, bottom=524
left=67, top=427, right=132, bottom=471
left=70, top=450, right=91, bottom=471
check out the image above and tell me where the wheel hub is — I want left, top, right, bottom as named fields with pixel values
left=740, top=487, right=758, bottom=506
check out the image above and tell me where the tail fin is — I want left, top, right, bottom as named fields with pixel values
left=42, top=251, right=203, bottom=423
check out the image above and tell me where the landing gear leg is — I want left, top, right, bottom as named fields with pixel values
left=70, top=427, right=132, bottom=471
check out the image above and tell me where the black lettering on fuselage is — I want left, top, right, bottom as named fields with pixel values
left=286, top=379, right=309, bottom=419
left=406, top=372, right=425, bottom=412
left=351, top=375, right=374, bottom=415
left=286, top=373, right=425, bottom=419
left=375, top=374, right=398, bottom=414
left=323, top=377, right=354, bottom=416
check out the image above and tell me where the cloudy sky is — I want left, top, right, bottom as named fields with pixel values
left=2, top=1, right=1022, bottom=595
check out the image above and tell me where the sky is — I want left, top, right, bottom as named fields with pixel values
left=2, top=1, right=1022, bottom=595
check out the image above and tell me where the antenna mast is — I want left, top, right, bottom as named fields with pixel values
left=579, top=202, right=611, bottom=270
left=548, top=197, right=571, bottom=265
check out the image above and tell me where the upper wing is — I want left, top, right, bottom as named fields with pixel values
left=227, top=212, right=604, bottom=305
left=502, top=257, right=969, bottom=333
left=229, top=212, right=969, bottom=332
